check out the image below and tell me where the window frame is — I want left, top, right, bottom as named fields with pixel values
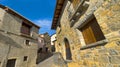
left=77, top=17, right=108, bottom=50
left=21, top=22, right=32, bottom=36
left=23, top=56, right=28, bottom=61
left=25, top=40, right=30, bottom=46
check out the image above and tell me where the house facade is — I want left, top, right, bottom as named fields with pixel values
left=38, top=34, right=45, bottom=50
left=37, top=33, right=53, bottom=63
left=51, top=0, right=120, bottom=66
left=37, top=33, right=51, bottom=53
left=51, top=34, right=57, bottom=52
left=0, top=5, right=40, bottom=67
left=43, top=33, right=51, bottom=52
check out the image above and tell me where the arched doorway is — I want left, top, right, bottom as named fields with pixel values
left=64, top=38, right=72, bottom=60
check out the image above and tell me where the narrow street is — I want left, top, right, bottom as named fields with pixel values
left=37, top=53, right=67, bottom=67
left=0, top=0, right=120, bottom=67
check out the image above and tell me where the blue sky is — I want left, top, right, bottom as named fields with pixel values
left=0, top=0, right=56, bottom=36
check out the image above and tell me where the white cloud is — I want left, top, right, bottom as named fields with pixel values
left=34, top=19, right=52, bottom=28
left=33, top=19, right=55, bottom=35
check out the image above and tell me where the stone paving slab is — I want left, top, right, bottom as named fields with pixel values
left=37, top=52, right=67, bottom=67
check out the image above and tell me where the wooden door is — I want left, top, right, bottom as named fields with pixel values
left=64, top=38, right=72, bottom=60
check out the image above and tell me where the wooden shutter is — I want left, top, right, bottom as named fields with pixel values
left=81, top=18, right=105, bottom=45
left=72, top=0, right=80, bottom=10
left=81, top=23, right=96, bottom=45
left=21, top=23, right=31, bottom=35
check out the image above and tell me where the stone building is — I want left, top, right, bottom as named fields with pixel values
left=51, top=0, right=120, bottom=67
left=0, top=5, right=40, bottom=67
left=43, top=32, right=52, bottom=52
left=51, top=34, right=57, bottom=52
left=37, top=33, right=53, bottom=63
left=37, top=33, right=51, bottom=52
left=38, top=34, right=45, bottom=52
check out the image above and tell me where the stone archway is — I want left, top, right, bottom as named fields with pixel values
left=64, top=38, right=72, bottom=60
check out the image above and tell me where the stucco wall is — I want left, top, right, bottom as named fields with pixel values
left=0, top=8, right=39, bottom=67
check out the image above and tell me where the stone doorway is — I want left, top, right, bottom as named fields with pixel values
left=64, top=38, right=72, bottom=60
left=6, top=59, right=16, bottom=67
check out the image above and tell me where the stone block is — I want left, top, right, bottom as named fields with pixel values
left=99, top=63, right=107, bottom=67
left=106, top=64, right=113, bottom=67
left=108, top=49, right=118, bottom=55
left=113, top=64, right=120, bottom=67
left=98, top=56, right=110, bottom=63
left=109, top=56, right=120, bottom=64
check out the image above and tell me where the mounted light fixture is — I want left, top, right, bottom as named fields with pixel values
left=75, top=12, right=81, bottom=17
left=83, top=1, right=90, bottom=7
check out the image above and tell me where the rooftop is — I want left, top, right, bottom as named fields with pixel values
left=0, top=4, right=40, bottom=29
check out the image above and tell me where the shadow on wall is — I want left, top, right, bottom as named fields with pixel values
left=0, top=32, right=22, bottom=48
left=36, top=49, right=53, bottom=64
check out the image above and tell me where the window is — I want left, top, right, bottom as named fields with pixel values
left=25, top=40, right=30, bottom=46
left=24, top=56, right=28, bottom=61
left=38, top=48, right=42, bottom=53
left=46, top=47, right=48, bottom=52
left=80, top=18, right=105, bottom=45
left=71, top=0, right=80, bottom=10
left=59, top=43, right=61, bottom=46
left=6, top=59, right=16, bottom=67
left=41, top=40, right=44, bottom=43
left=21, top=22, right=31, bottom=35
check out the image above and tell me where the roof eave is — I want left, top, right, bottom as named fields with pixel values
left=51, top=0, right=65, bottom=30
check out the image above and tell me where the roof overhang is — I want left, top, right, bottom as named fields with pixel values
left=0, top=4, right=40, bottom=29
left=51, top=0, right=65, bottom=30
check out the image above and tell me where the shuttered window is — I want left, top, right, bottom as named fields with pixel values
left=71, top=0, right=80, bottom=10
left=21, top=22, right=31, bottom=35
left=80, top=18, right=105, bottom=45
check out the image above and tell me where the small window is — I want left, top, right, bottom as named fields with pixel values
left=80, top=18, right=105, bottom=45
left=0, top=62, right=1, bottom=65
left=59, top=43, right=61, bottom=46
left=24, top=56, right=28, bottom=61
left=46, top=47, right=48, bottom=52
left=38, top=48, right=42, bottom=53
left=25, top=40, right=30, bottom=46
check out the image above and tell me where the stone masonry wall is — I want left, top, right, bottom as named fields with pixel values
left=56, top=1, right=82, bottom=61
left=56, top=0, right=120, bottom=67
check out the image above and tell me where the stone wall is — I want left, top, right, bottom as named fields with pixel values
left=43, top=33, right=52, bottom=52
left=55, top=0, right=120, bottom=67
left=56, top=0, right=82, bottom=61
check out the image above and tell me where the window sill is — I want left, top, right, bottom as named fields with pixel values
left=20, top=33, right=36, bottom=40
left=80, top=39, right=108, bottom=50
left=21, top=33, right=30, bottom=37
